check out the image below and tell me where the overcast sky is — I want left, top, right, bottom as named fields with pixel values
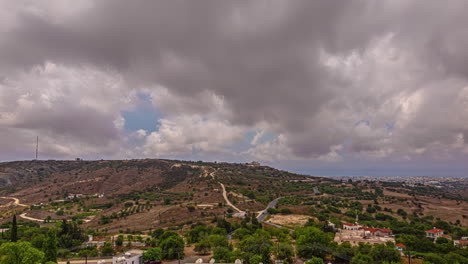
left=1, top=0, right=467, bottom=177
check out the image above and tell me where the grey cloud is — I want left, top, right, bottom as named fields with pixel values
left=1, top=0, right=468, bottom=159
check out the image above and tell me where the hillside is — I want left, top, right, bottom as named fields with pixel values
left=0, top=159, right=467, bottom=233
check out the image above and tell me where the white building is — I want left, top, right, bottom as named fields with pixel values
left=342, top=223, right=361, bottom=231
left=113, top=250, right=143, bottom=264
left=425, top=228, right=444, bottom=240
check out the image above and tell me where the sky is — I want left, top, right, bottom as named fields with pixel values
left=1, top=0, right=468, bottom=177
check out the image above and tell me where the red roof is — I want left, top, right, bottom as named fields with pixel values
left=456, top=240, right=468, bottom=245
left=426, top=228, right=444, bottom=234
left=364, top=228, right=379, bottom=233
left=379, top=228, right=392, bottom=233
left=395, top=243, right=406, bottom=247
left=344, top=223, right=356, bottom=226
left=441, top=234, right=452, bottom=239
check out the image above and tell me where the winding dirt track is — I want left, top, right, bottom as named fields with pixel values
left=19, top=212, right=44, bottom=222
left=0, top=196, right=28, bottom=207
left=219, top=182, right=243, bottom=213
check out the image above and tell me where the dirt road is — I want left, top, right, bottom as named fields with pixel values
left=0, top=196, right=28, bottom=207
left=19, top=212, right=44, bottom=222
left=219, top=183, right=243, bottom=213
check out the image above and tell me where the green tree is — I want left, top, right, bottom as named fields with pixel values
left=423, top=253, right=447, bottom=264
left=43, top=230, right=58, bottom=263
left=0, top=241, right=44, bottom=264
left=115, top=235, right=124, bottom=247
left=150, top=228, right=164, bottom=239
left=273, top=243, right=295, bottom=264
left=238, top=230, right=273, bottom=264
left=232, top=228, right=251, bottom=240
left=445, top=252, right=467, bottom=264
left=160, top=235, right=184, bottom=260
left=100, top=242, right=114, bottom=256
left=295, top=227, right=333, bottom=259
left=10, top=215, right=18, bottom=242
left=305, top=257, right=325, bottom=264
left=194, top=239, right=211, bottom=255
left=351, top=253, right=374, bottom=264
left=142, top=248, right=162, bottom=261
left=370, top=244, right=400, bottom=264
left=213, top=247, right=234, bottom=263
left=249, top=255, right=263, bottom=264
left=208, top=234, right=228, bottom=248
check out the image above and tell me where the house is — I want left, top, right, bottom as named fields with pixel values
left=113, top=250, right=143, bottom=264
left=440, top=234, right=452, bottom=240
left=425, top=228, right=444, bottom=240
left=454, top=240, right=468, bottom=248
left=395, top=243, right=406, bottom=251
left=376, top=228, right=393, bottom=237
left=343, top=223, right=361, bottom=230
left=361, top=227, right=393, bottom=237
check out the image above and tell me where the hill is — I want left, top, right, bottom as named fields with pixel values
left=0, top=159, right=466, bottom=233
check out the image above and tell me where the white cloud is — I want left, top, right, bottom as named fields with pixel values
left=142, top=115, right=245, bottom=157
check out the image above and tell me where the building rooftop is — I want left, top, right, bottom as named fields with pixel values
left=426, top=228, right=444, bottom=233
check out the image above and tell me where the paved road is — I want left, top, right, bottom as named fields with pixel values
left=257, top=197, right=281, bottom=222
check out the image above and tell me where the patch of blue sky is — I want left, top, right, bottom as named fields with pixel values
left=122, top=92, right=161, bottom=133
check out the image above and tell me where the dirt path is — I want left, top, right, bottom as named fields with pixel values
left=219, top=183, right=243, bottom=213
left=0, top=196, right=28, bottom=207
left=19, top=212, right=44, bottom=222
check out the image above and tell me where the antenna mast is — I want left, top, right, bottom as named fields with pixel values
left=35, top=136, right=39, bottom=160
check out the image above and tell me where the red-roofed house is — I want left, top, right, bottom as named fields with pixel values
left=440, top=234, right=452, bottom=240
left=454, top=240, right=468, bottom=248
left=395, top=243, right=406, bottom=251
left=376, top=228, right=393, bottom=237
left=362, top=227, right=393, bottom=237
left=425, top=228, right=444, bottom=240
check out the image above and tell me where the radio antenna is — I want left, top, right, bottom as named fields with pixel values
left=35, top=136, right=39, bottom=160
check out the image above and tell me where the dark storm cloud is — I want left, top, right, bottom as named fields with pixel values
left=1, top=0, right=468, bottom=159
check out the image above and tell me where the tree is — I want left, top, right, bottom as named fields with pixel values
left=295, top=227, right=333, bottom=259
left=43, top=230, right=58, bottom=263
left=351, top=253, right=373, bottom=264
left=213, top=247, right=235, bottom=263
left=232, top=228, right=251, bottom=240
left=238, top=230, right=273, bottom=264
left=150, top=228, right=164, bottom=239
left=369, top=244, right=400, bottom=263
left=194, top=239, right=211, bottom=255
left=306, top=257, right=324, bottom=264
left=249, top=255, right=263, bottom=264
left=10, top=215, right=18, bottom=242
left=273, top=243, right=295, bottom=264
left=445, top=252, right=467, bottom=264
left=142, top=248, right=162, bottom=261
left=208, top=234, right=228, bottom=248
left=423, top=253, right=447, bottom=264
left=160, top=235, right=184, bottom=260
left=100, top=242, right=114, bottom=256
left=115, top=235, right=124, bottom=247
left=0, top=241, right=44, bottom=264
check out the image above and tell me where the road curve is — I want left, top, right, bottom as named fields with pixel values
left=0, top=197, right=28, bottom=207
left=19, top=212, right=44, bottom=222
left=257, top=197, right=281, bottom=222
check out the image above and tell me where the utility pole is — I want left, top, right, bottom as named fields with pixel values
left=35, top=136, right=39, bottom=160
